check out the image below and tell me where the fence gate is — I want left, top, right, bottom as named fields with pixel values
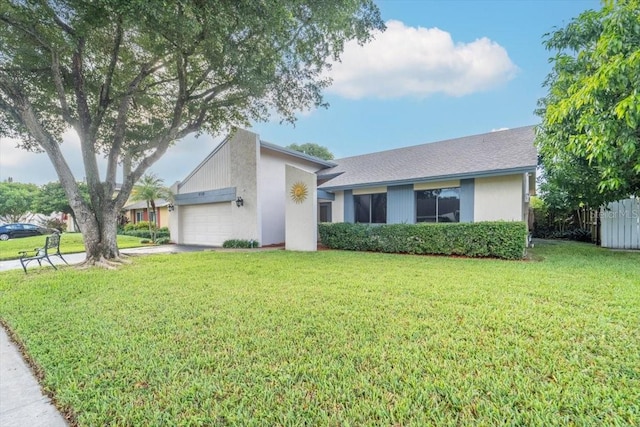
left=601, top=198, right=640, bottom=249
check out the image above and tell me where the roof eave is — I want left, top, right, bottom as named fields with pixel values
left=319, top=166, right=537, bottom=192
left=260, top=140, right=337, bottom=168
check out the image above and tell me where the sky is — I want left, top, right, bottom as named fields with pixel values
left=0, top=0, right=601, bottom=186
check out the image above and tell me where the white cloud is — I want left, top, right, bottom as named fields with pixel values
left=491, top=127, right=510, bottom=132
left=327, top=20, right=518, bottom=99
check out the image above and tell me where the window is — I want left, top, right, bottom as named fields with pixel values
left=354, top=193, right=387, bottom=223
left=149, top=211, right=156, bottom=224
left=319, top=202, right=332, bottom=223
left=416, top=187, right=460, bottom=223
left=135, top=211, right=144, bottom=222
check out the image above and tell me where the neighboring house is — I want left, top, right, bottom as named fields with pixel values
left=169, top=126, right=537, bottom=247
left=122, top=199, right=172, bottom=228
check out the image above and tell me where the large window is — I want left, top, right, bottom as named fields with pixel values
left=354, top=193, right=387, bottom=223
left=416, top=187, right=460, bottom=223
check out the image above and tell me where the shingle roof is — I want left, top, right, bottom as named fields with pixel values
left=318, top=126, right=537, bottom=190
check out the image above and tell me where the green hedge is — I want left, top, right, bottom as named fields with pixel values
left=318, top=222, right=527, bottom=260
left=119, top=228, right=170, bottom=240
left=222, top=239, right=260, bottom=248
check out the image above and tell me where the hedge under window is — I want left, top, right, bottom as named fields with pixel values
left=354, top=193, right=387, bottom=224
left=416, top=187, right=460, bottom=223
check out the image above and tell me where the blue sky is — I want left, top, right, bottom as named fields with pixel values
left=0, top=0, right=600, bottom=185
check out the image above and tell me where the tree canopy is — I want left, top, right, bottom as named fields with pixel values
left=286, top=142, right=335, bottom=160
left=0, top=181, right=39, bottom=223
left=32, top=181, right=89, bottom=217
left=536, top=0, right=640, bottom=206
left=0, top=0, right=384, bottom=263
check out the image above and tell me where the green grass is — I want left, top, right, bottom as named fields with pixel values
left=0, top=233, right=145, bottom=261
left=0, top=241, right=638, bottom=425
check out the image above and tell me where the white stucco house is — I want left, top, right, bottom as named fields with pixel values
left=168, top=126, right=537, bottom=247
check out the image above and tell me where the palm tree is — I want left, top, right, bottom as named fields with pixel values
left=130, top=173, right=173, bottom=243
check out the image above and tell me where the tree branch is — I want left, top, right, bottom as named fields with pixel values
left=50, top=52, right=77, bottom=127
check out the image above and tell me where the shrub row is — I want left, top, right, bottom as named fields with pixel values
left=119, top=228, right=170, bottom=240
left=123, top=221, right=160, bottom=231
left=318, top=222, right=528, bottom=260
left=222, top=239, right=260, bottom=248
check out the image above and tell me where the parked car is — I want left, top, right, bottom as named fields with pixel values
left=0, top=223, right=52, bottom=240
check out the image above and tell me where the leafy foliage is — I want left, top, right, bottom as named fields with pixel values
left=286, top=143, right=335, bottom=160
left=536, top=0, right=640, bottom=205
left=222, top=239, right=260, bottom=248
left=32, top=181, right=89, bottom=217
left=319, top=222, right=528, bottom=260
left=0, top=0, right=384, bottom=261
left=0, top=181, right=39, bottom=223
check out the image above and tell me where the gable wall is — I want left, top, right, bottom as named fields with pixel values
left=179, top=141, right=231, bottom=193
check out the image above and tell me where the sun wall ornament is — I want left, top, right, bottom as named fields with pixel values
left=290, top=181, right=309, bottom=204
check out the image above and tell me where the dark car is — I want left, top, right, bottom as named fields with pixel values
left=0, top=223, right=51, bottom=240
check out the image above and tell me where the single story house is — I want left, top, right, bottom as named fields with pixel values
left=122, top=199, right=171, bottom=228
left=168, top=126, right=537, bottom=247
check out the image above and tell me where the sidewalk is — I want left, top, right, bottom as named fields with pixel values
left=0, top=244, right=208, bottom=426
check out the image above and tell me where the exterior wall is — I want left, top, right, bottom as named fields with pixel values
left=414, top=180, right=461, bottom=191
left=601, top=198, right=640, bottom=249
left=353, top=186, right=387, bottom=195
left=285, top=165, right=317, bottom=251
left=459, top=179, right=475, bottom=223
left=168, top=182, right=181, bottom=243
left=229, top=130, right=261, bottom=243
left=179, top=140, right=231, bottom=193
left=473, top=174, right=524, bottom=222
left=258, top=148, right=326, bottom=246
left=126, top=207, right=169, bottom=228
left=387, top=184, right=415, bottom=224
left=332, top=191, right=344, bottom=223
left=344, top=190, right=354, bottom=223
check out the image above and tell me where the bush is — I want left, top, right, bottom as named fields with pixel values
left=123, top=221, right=162, bottom=232
left=119, top=226, right=170, bottom=240
left=140, top=239, right=151, bottom=244
left=155, top=237, right=171, bottom=245
left=41, top=217, right=67, bottom=232
left=222, top=239, right=260, bottom=248
left=318, top=222, right=528, bottom=260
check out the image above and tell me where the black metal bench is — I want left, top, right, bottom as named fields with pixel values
left=19, top=233, right=68, bottom=273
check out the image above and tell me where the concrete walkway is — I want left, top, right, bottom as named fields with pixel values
left=0, top=327, right=69, bottom=427
left=0, top=244, right=211, bottom=427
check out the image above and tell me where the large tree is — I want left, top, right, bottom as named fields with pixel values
left=0, top=181, right=39, bottom=223
left=0, top=1, right=383, bottom=265
left=286, top=142, right=335, bottom=160
left=32, top=181, right=89, bottom=225
left=536, top=0, right=640, bottom=205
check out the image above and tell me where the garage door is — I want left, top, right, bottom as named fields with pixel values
left=181, top=203, right=232, bottom=246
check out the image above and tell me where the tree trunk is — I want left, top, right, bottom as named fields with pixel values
left=73, top=203, right=122, bottom=266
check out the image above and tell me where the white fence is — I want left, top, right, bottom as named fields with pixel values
left=601, top=198, right=640, bottom=249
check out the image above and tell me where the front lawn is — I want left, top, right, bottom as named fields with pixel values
left=0, top=233, right=145, bottom=261
left=0, top=241, right=638, bottom=425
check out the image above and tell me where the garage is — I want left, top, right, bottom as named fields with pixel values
left=180, top=203, right=233, bottom=246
